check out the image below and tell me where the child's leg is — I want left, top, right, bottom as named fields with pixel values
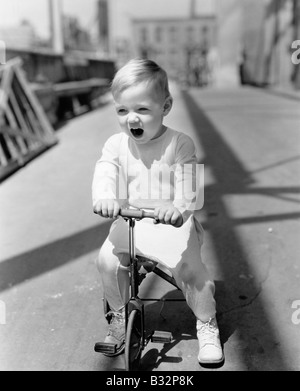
left=171, top=260, right=223, bottom=364
left=96, top=238, right=129, bottom=355
left=96, top=237, right=130, bottom=311
left=171, top=259, right=216, bottom=322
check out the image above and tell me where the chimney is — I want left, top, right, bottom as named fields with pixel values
left=98, top=0, right=109, bottom=53
left=190, top=0, right=196, bottom=18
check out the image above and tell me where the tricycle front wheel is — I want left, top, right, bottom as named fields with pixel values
left=125, top=309, right=143, bottom=371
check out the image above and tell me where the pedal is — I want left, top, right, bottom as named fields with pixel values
left=94, top=342, right=117, bottom=355
left=151, top=331, right=173, bottom=344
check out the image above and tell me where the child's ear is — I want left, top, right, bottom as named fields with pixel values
left=163, top=96, right=173, bottom=116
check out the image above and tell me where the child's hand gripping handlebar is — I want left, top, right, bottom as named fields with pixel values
left=119, top=207, right=183, bottom=227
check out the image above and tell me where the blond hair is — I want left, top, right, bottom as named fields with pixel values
left=111, top=58, right=171, bottom=101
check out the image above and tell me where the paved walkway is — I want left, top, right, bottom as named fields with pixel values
left=0, top=83, right=300, bottom=371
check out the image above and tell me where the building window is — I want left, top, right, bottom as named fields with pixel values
left=155, top=26, right=162, bottom=42
left=140, top=26, right=148, bottom=44
left=169, top=26, right=177, bottom=43
left=187, top=25, right=194, bottom=40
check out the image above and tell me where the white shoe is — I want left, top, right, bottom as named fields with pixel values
left=197, top=317, right=224, bottom=365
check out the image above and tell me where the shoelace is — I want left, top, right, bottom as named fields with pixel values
left=107, top=311, right=125, bottom=341
left=197, top=318, right=219, bottom=346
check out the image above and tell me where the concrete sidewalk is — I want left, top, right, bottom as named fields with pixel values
left=0, top=83, right=300, bottom=371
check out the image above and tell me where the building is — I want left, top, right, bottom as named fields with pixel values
left=103, top=0, right=300, bottom=89
left=131, top=15, right=217, bottom=84
left=239, top=0, right=300, bottom=89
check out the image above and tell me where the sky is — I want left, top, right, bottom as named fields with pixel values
left=0, top=0, right=216, bottom=39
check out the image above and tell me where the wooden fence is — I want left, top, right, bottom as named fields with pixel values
left=0, top=58, right=58, bottom=182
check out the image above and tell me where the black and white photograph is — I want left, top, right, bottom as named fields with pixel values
left=0, top=0, right=299, bottom=374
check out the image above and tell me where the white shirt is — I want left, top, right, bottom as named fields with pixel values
left=92, top=127, right=201, bottom=220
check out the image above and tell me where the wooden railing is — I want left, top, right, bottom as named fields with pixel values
left=0, top=58, right=58, bottom=182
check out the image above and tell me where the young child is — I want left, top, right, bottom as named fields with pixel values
left=92, top=58, right=223, bottom=365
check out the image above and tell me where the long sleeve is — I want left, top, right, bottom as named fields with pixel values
left=92, top=134, right=124, bottom=207
left=173, top=133, right=203, bottom=221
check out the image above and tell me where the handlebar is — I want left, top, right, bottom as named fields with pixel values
left=119, top=208, right=155, bottom=220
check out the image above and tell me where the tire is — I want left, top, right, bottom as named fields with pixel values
left=125, top=309, right=143, bottom=371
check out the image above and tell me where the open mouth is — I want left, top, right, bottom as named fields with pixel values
left=130, top=128, right=144, bottom=138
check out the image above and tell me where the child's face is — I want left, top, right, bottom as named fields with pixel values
left=114, top=81, right=170, bottom=144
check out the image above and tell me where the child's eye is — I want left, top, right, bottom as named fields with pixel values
left=117, top=108, right=127, bottom=115
left=138, top=107, right=149, bottom=112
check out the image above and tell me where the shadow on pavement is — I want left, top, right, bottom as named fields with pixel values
left=0, top=221, right=112, bottom=292
left=141, top=289, right=194, bottom=371
left=181, top=88, right=290, bottom=371
left=141, top=288, right=227, bottom=371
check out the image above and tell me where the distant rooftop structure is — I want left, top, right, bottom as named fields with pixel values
left=127, top=14, right=217, bottom=83
left=0, top=22, right=38, bottom=50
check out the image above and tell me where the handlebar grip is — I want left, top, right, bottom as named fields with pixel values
left=119, top=208, right=155, bottom=219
